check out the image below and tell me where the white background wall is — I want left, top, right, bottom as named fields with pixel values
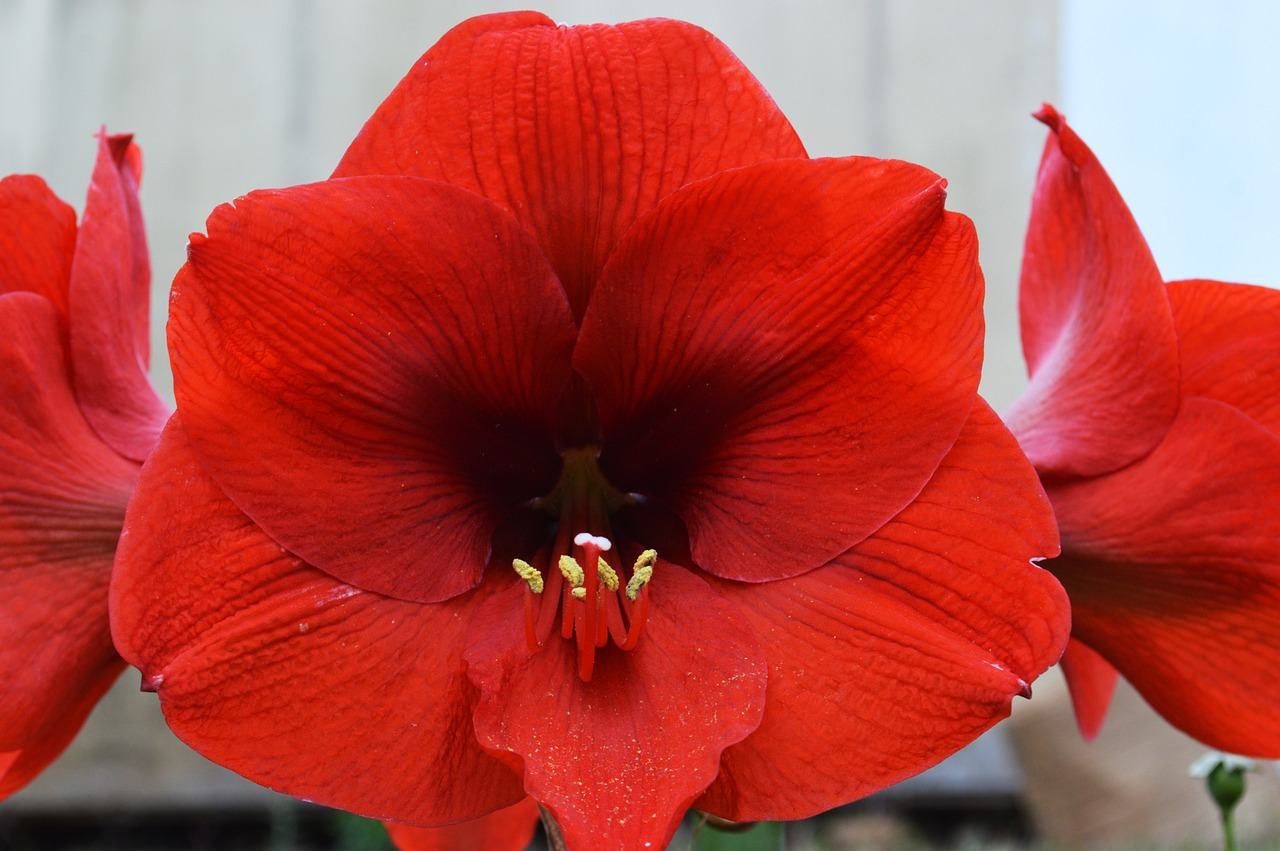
left=1061, top=0, right=1280, bottom=288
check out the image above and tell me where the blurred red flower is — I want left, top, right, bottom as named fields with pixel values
left=111, top=13, right=1068, bottom=850
left=0, top=132, right=168, bottom=796
left=1005, top=104, right=1280, bottom=756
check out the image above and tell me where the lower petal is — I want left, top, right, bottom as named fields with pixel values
left=1058, top=638, right=1119, bottom=741
left=0, top=293, right=136, bottom=751
left=384, top=798, right=540, bottom=851
left=110, top=419, right=524, bottom=823
left=465, top=564, right=766, bottom=851
left=698, top=400, right=1068, bottom=820
left=1048, top=398, right=1280, bottom=757
left=0, top=658, right=123, bottom=800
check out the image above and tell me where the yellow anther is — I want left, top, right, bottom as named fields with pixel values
left=512, top=558, right=544, bottom=593
left=626, top=549, right=657, bottom=601
left=571, top=587, right=587, bottom=600
left=597, top=558, right=620, bottom=591
left=558, top=555, right=585, bottom=588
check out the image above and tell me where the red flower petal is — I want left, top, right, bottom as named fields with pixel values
left=577, top=157, right=983, bottom=581
left=0, top=658, right=123, bottom=800
left=0, top=174, right=77, bottom=314
left=0, top=293, right=135, bottom=755
left=170, top=177, right=576, bottom=603
left=334, top=13, right=806, bottom=320
left=384, top=798, right=540, bottom=851
left=697, top=400, right=1068, bottom=820
left=1058, top=637, right=1119, bottom=741
left=465, top=565, right=767, bottom=851
left=110, top=419, right=526, bottom=823
left=1168, top=278, right=1280, bottom=434
left=1048, top=398, right=1280, bottom=756
left=1004, top=105, right=1178, bottom=477
left=68, top=132, right=168, bottom=463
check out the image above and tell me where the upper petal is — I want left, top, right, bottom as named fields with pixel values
left=334, top=12, right=806, bottom=320
left=0, top=293, right=136, bottom=754
left=1048, top=397, right=1280, bottom=757
left=69, top=132, right=169, bottom=463
left=577, top=157, right=983, bottom=581
left=170, top=177, right=577, bottom=603
left=0, top=174, right=76, bottom=314
left=465, top=565, right=767, bottom=851
left=1168, top=278, right=1280, bottom=435
left=1004, top=105, right=1179, bottom=477
left=110, top=419, right=526, bottom=823
left=697, top=399, right=1067, bottom=819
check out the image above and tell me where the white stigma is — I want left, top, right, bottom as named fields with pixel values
left=573, top=532, right=612, bottom=551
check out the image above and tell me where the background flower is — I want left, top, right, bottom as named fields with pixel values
left=1005, top=104, right=1280, bottom=757
left=0, top=131, right=169, bottom=797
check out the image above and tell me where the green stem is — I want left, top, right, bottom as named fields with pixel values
left=1222, top=807, right=1239, bottom=851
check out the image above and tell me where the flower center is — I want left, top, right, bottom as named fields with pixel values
left=510, top=447, right=656, bottom=682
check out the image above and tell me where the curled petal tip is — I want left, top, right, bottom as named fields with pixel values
left=1034, top=103, right=1064, bottom=129
left=1017, top=679, right=1033, bottom=700
left=139, top=672, right=163, bottom=693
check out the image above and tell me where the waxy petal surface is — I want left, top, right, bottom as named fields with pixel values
left=698, top=401, right=1068, bottom=819
left=334, top=12, right=806, bottom=319
left=1005, top=105, right=1178, bottom=477
left=171, top=177, right=577, bottom=603
left=1168, top=279, right=1280, bottom=434
left=0, top=175, right=76, bottom=314
left=69, top=133, right=168, bottom=463
left=1057, top=637, right=1119, bottom=741
left=384, top=798, right=540, bottom=851
left=578, top=157, right=983, bottom=581
left=465, top=565, right=767, bottom=851
left=0, top=293, right=136, bottom=753
left=111, top=420, right=526, bottom=823
left=1048, top=398, right=1280, bottom=756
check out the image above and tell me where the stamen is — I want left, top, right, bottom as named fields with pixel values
left=626, top=549, right=657, bottom=601
left=558, top=554, right=585, bottom=587
left=506, top=504, right=655, bottom=675
left=512, top=558, right=543, bottom=652
left=597, top=557, right=620, bottom=591
left=512, top=558, right=544, bottom=593
left=559, top=554, right=587, bottom=600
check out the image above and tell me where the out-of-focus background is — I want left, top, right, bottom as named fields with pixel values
left=2, top=1, right=1278, bottom=848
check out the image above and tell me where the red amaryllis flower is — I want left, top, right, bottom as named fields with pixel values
left=110, top=13, right=1068, bottom=850
left=1004, top=104, right=1280, bottom=756
left=0, top=132, right=168, bottom=797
